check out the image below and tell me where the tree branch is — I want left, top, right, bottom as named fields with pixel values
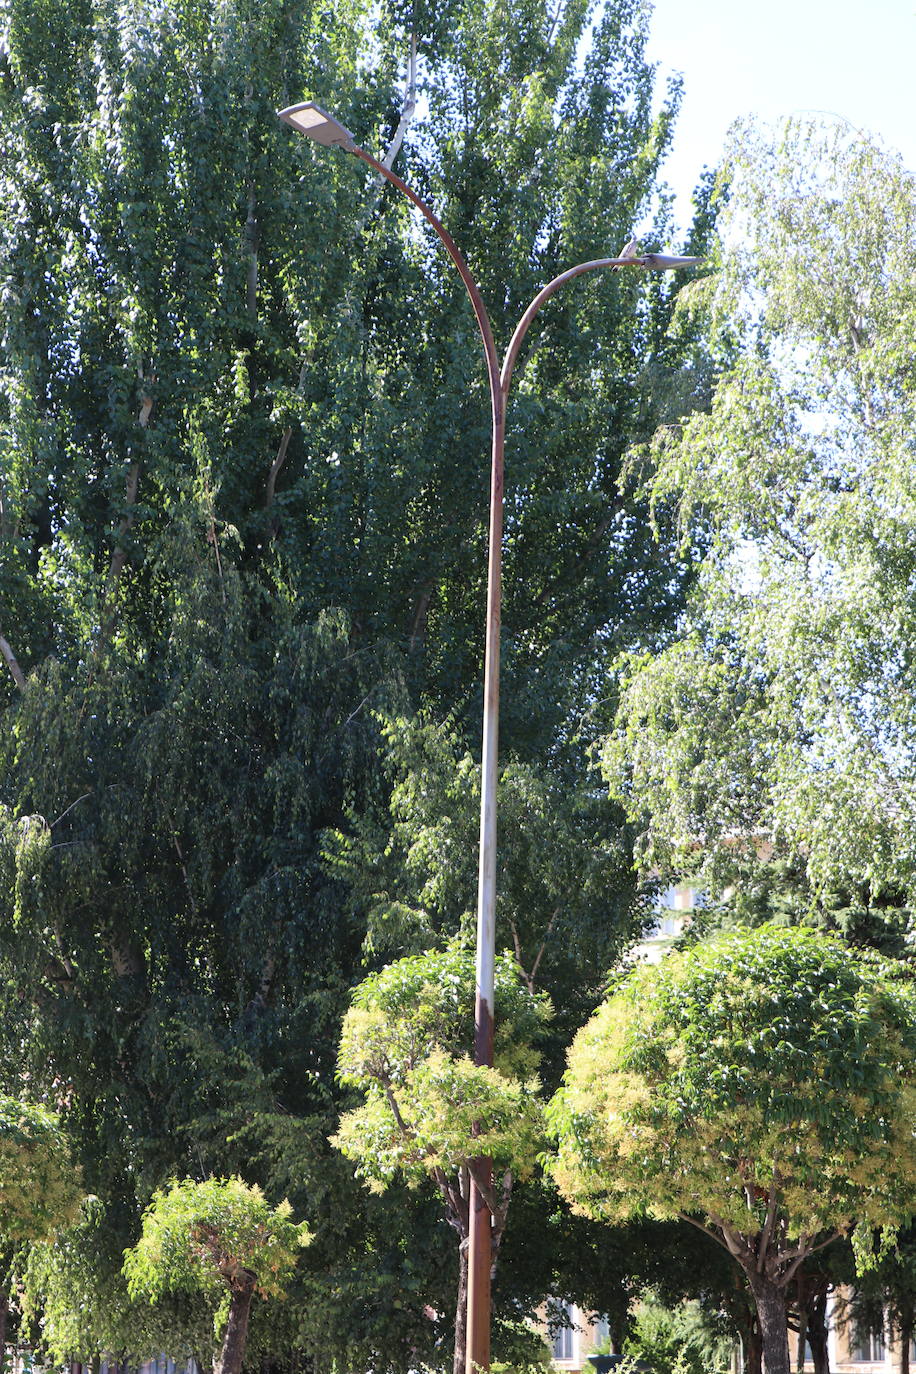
left=778, top=1230, right=841, bottom=1282
left=378, top=31, right=417, bottom=178
left=708, top=1212, right=756, bottom=1268
left=433, top=1164, right=469, bottom=1238
left=757, top=1174, right=780, bottom=1273
left=245, top=185, right=259, bottom=318
left=265, top=428, right=292, bottom=510
left=528, top=906, right=560, bottom=990
left=0, top=633, right=25, bottom=691
left=49, top=793, right=93, bottom=828
left=382, top=1081, right=413, bottom=1141
left=466, top=1158, right=499, bottom=1218
left=408, top=582, right=434, bottom=652
left=490, top=1169, right=513, bottom=1255
left=679, top=1212, right=734, bottom=1254
left=266, top=358, right=308, bottom=512
left=509, top=920, right=530, bottom=990
left=173, top=836, right=199, bottom=919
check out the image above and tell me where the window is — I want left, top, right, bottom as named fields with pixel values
left=551, top=1301, right=577, bottom=1362
left=850, top=1322, right=885, bottom=1363
left=593, top=1315, right=611, bottom=1348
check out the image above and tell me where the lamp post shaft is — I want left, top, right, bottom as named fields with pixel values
left=467, top=387, right=504, bottom=1374
left=351, top=140, right=503, bottom=1374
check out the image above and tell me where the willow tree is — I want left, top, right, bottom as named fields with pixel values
left=602, top=119, right=916, bottom=914
left=549, top=926, right=916, bottom=1374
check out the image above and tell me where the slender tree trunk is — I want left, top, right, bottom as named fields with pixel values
left=893, top=1309, right=912, bottom=1374
left=807, top=1280, right=830, bottom=1374
left=0, top=634, right=25, bottom=690
left=214, top=1276, right=256, bottom=1374
left=454, top=1240, right=468, bottom=1374
left=0, top=1290, right=7, bottom=1374
left=794, top=1275, right=808, bottom=1374
left=747, top=1271, right=791, bottom=1374
left=746, top=1318, right=764, bottom=1374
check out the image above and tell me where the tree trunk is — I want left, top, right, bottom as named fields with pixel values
left=454, top=1240, right=468, bottom=1374
left=806, top=1280, right=830, bottom=1374
left=746, top=1323, right=764, bottom=1374
left=0, top=634, right=25, bottom=690
left=893, top=1309, right=912, bottom=1374
left=0, top=1290, right=7, bottom=1374
left=214, top=1276, right=256, bottom=1374
left=747, top=1270, right=791, bottom=1374
left=792, top=1274, right=808, bottom=1374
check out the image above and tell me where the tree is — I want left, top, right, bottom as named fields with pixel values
left=548, top=925, right=916, bottom=1374
left=21, top=1195, right=215, bottom=1369
left=846, top=1224, right=916, bottom=1374
left=0, top=0, right=711, bottom=1364
left=123, top=1177, right=309, bottom=1374
left=332, top=942, right=550, bottom=1374
left=0, top=1095, right=80, bottom=1365
left=602, top=119, right=916, bottom=911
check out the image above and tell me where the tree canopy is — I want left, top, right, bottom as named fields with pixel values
left=603, top=120, right=916, bottom=912
left=333, top=942, right=550, bottom=1374
left=333, top=942, right=549, bottom=1189
left=124, top=1177, right=309, bottom=1374
left=0, top=0, right=712, bottom=1365
left=549, top=925, right=916, bottom=1374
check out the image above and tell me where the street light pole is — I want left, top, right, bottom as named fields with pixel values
left=278, top=100, right=700, bottom=1374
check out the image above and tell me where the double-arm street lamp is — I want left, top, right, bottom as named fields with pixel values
left=278, top=99, right=700, bottom=1374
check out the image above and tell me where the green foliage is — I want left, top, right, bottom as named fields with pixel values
left=623, top=1297, right=733, bottom=1374
left=335, top=1050, right=545, bottom=1190
left=603, top=119, right=916, bottom=907
left=326, top=713, right=651, bottom=1087
left=124, top=1177, right=309, bottom=1304
left=22, top=1195, right=213, bottom=1365
left=333, top=942, right=550, bottom=1188
left=0, top=0, right=710, bottom=1363
left=489, top=1328, right=555, bottom=1374
left=0, top=1095, right=81, bottom=1247
left=550, top=925, right=916, bottom=1250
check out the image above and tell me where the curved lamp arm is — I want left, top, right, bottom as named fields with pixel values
left=278, top=102, right=502, bottom=427
left=502, top=252, right=702, bottom=396
left=351, top=145, right=504, bottom=426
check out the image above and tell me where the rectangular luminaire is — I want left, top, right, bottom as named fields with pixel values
left=639, top=254, right=703, bottom=269
left=277, top=102, right=355, bottom=148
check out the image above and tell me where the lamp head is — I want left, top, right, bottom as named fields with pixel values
left=639, top=253, right=703, bottom=270
left=277, top=102, right=355, bottom=149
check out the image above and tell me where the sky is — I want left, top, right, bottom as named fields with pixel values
left=643, top=0, right=916, bottom=232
